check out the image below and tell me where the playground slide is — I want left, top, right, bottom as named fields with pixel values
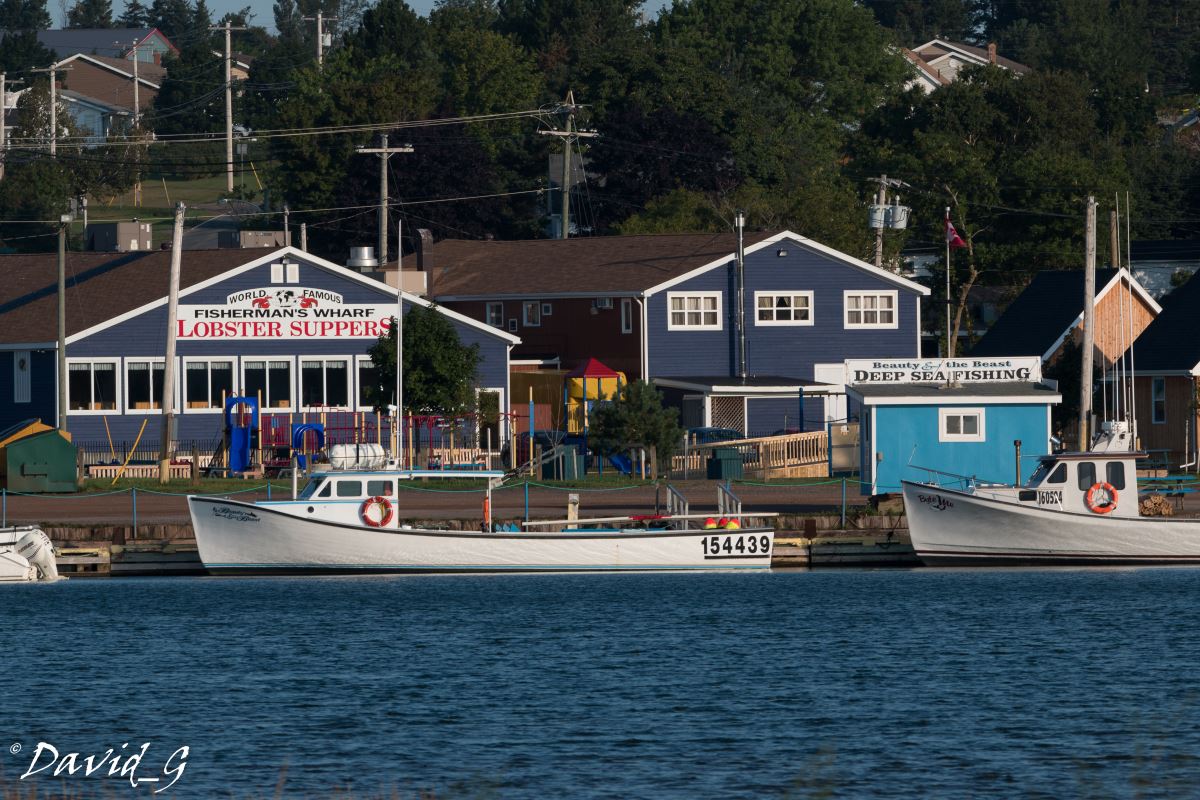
left=608, top=454, right=633, bottom=475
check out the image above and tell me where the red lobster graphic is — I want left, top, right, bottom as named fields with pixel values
left=251, top=297, right=270, bottom=308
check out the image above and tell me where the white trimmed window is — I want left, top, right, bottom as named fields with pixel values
left=755, top=291, right=814, bottom=326
left=125, top=359, right=168, bottom=411
left=184, top=359, right=234, bottom=411
left=939, top=407, right=985, bottom=442
left=301, top=358, right=350, bottom=409
left=621, top=298, right=633, bottom=334
left=667, top=292, right=721, bottom=330
left=844, top=290, right=898, bottom=329
left=523, top=301, right=541, bottom=327
left=67, top=359, right=119, bottom=412
left=244, top=358, right=293, bottom=409
left=486, top=302, right=504, bottom=328
left=1152, top=377, right=1166, bottom=424
left=356, top=356, right=379, bottom=410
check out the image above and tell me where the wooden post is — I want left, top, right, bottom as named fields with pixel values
left=1079, top=196, right=1097, bottom=450
left=191, top=444, right=200, bottom=486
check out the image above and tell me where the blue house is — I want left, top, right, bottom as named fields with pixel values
left=846, top=356, right=1061, bottom=495
left=0, top=247, right=518, bottom=457
left=429, top=230, right=929, bottom=437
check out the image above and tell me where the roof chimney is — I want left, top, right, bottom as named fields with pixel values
left=415, top=228, right=433, bottom=271
left=347, top=246, right=379, bottom=272
left=987, top=42, right=997, bottom=64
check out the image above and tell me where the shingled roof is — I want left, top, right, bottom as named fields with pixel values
left=427, top=232, right=777, bottom=298
left=1129, top=271, right=1200, bottom=373
left=970, top=270, right=1120, bottom=359
left=0, top=249, right=263, bottom=344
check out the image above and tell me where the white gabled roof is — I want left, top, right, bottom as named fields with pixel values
left=642, top=230, right=931, bottom=297
left=67, top=246, right=522, bottom=346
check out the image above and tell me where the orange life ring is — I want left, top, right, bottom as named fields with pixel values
left=360, top=496, right=394, bottom=527
left=1085, top=482, right=1118, bottom=514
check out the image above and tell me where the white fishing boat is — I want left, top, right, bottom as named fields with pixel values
left=0, top=526, right=60, bottom=582
left=187, top=455, right=774, bottom=573
left=902, top=425, right=1200, bottom=566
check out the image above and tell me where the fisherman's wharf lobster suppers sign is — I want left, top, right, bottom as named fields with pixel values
left=844, top=357, right=1043, bottom=385
left=177, top=287, right=397, bottom=340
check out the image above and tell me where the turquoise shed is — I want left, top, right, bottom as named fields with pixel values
left=845, top=357, right=1061, bottom=495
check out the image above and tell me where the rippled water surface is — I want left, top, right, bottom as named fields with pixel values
left=2, top=569, right=1199, bottom=798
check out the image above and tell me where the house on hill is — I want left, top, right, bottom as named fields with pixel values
left=1126, top=271, right=1200, bottom=465
left=37, top=28, right=176, bottom=64
left=970, top=269, right=1160, bottom=368
left=0, top=247, right=518, bottom=452
left=425, top=231, right=929, bottom=436
left=903, top=38, right=1031, bottom=93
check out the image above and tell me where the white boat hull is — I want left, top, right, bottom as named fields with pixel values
left=188, top=496, right=774, bottom=573
left=902, top=481, right=1200, bottom=566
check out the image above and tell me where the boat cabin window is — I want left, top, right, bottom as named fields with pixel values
left=1106, top=461, right=1126, bottom=490
left=297, top=480, right=324, bottom=500
left=336, top=480, right=363, bottom=498
left=1077, top=462, right=1097, bottom=490
left=1032, top=462, right=1067, bottom=485
left=316, top=482, right=332, bottom=498
left=366, top=480, right=394, bottom=497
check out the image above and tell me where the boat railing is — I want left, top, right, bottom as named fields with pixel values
left=909, top=465, right=984, bottom=492
left=665, top=485, right=689, bottom=528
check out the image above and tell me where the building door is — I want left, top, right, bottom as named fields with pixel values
left=710, top=395, right=745, bottom=434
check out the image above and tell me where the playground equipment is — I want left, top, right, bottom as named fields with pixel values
left=291, top=423, right=325, bottom=470
left=224, top=396, right=260, bottom=474
left=564, top=358, right=625, bottom=434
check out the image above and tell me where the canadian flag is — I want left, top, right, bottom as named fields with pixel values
left=945, top=210, right=966, bottom=249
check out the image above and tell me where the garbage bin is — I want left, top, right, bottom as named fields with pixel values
left=706, top=447, right=743, bottom=480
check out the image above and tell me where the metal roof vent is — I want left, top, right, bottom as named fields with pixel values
left=347, top=246, right=379, bottom=270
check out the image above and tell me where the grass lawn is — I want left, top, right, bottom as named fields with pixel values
left=76, top=174, right=264, bottom=246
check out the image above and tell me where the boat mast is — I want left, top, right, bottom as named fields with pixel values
left=1079, top=196, right=1096, bottom=451
left=396, top=218, right=404, bottom=467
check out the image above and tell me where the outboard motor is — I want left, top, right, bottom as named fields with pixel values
left=15, top=529, right=59, bottom=581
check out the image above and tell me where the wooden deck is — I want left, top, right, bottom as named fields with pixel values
left=670, top=430, right=829, bottom=479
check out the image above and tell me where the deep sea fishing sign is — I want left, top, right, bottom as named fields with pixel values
left=177, top=287, right=396, bottom=340
left=844, top=356, right=1043, bottom=385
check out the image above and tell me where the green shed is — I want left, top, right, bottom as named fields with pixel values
left=0, top=420, right=78, bottom=493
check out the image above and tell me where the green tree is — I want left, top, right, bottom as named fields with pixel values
left=0, top=0, right=51, bottom=29
left=67, top=0, right=114, bottom=27
left=149, top=0, right=195, bottom=40
left=589, top=381, right=684, bottom=475
left=365, top=305, right=481, bottom=415
left=119, top=0, right=150, bottom=26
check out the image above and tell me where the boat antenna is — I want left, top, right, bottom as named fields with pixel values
left=395, top=218, right=405, bottom=467
left=1126, top=190, right=1137, bottom=443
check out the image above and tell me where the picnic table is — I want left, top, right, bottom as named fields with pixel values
left=1138, top=473, right=1199, bottom=510
left=1142, top=449, right=1173, bottom=476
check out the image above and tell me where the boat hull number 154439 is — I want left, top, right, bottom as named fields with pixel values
left=701, top=535, right=770, bottom=558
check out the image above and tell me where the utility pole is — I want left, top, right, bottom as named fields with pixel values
left=1079, top=195, right=1097, bottom=451
left=874, top=176, right=887, bottom=269
left=303, top=12, right=337, bottom=66
left=117, top=40, right=143, bottom=204
left=735, top=210, right=747, bottom=379
left=32, top=62, right=72, bottom=156
left=159, top=202, right=185, bottom=484
left=538, top=90, right=597, bottom=239
left=57, top=211, right=72, bottom=431
left=356, top=135, right=413, bottom=264
left=211, top=22, right=246, bottom=193
left=1110, top=207, right=1119, bottom=269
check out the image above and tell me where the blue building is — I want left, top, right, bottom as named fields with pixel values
left=430, top=230, right=930, bottom=436
left=845, top=357, right=1061, bottom=495
left=0, top=246, right=518, bottom=456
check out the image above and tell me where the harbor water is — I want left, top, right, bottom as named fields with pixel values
left=2, top=568, right=1199, bottom=798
